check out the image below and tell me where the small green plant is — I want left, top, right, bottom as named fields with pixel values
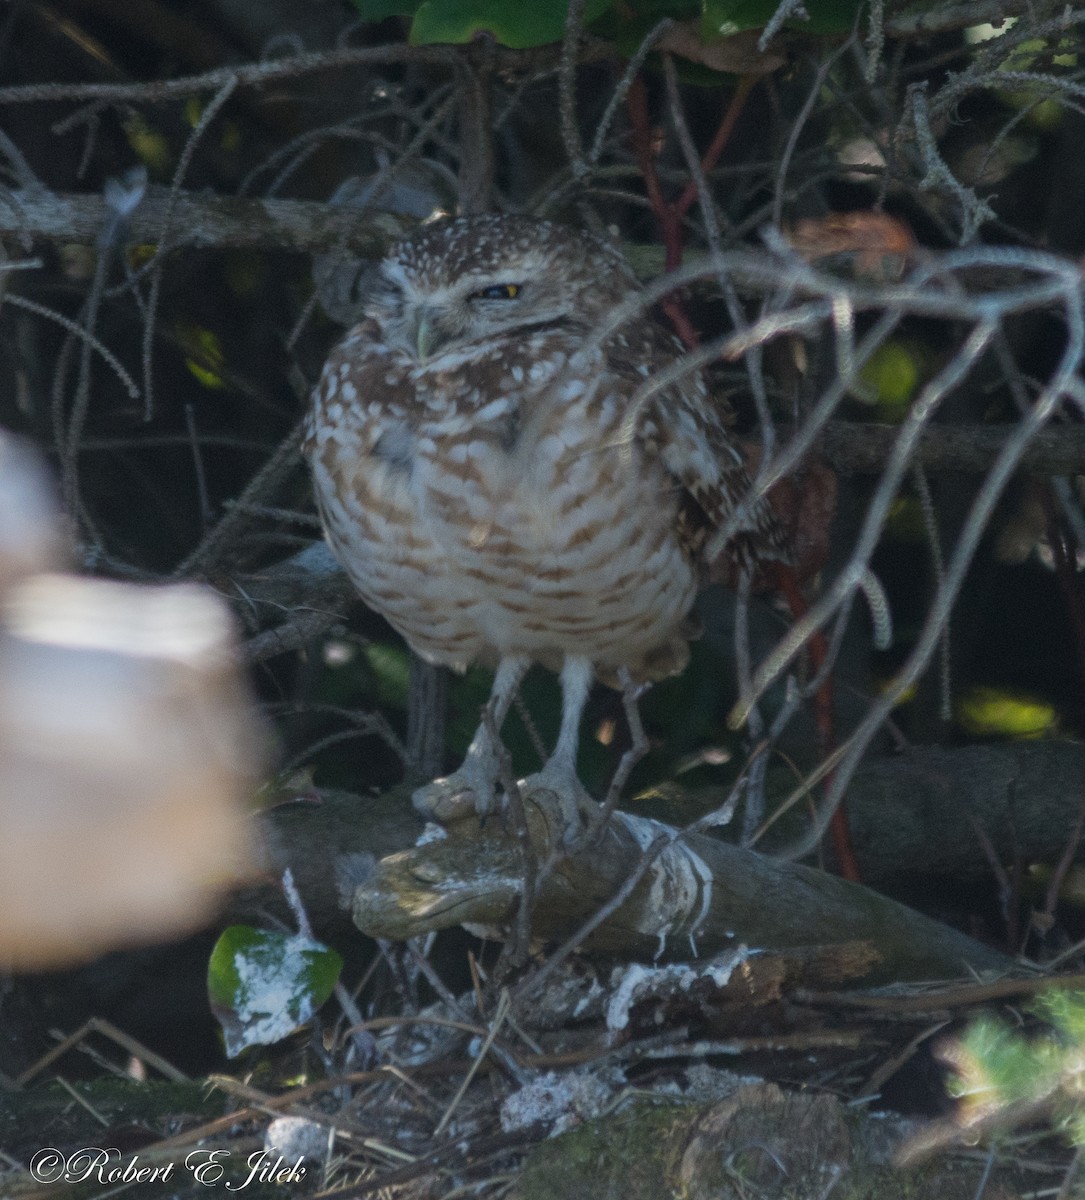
left=944, top=988, right=1085, bottom=1149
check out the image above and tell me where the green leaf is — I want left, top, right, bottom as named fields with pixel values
left=701, top=0, right=862, bottom=38
left=351, top=0, right=423, bottom=19
left=628, top=0, right=702, bottom=15
left=954, top=685, right=1057, bottom=739
left=855, top=339, right=926, bottom=420
left=208, top=925, right=342, bottom=1058
left=409, top=0, right=613, bottom=49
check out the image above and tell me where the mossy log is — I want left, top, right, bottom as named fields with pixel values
left=512, top=1083, right=1025, bottom=1200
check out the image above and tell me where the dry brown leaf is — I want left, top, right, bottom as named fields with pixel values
left=658, top=21, right=786, bottom=76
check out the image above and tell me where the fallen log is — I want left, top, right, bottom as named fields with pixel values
left=840, top=741, right=1085, bottom=881
left=348, top=787, right=1013, bottom=982
left=254, top=742, right=1085, bottom=926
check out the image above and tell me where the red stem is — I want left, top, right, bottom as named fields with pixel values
left=626, top=75, right=683, bottom=267
left=675, top=74, right=755, bottom=221
left=626, top=75, right=702, bottom=347
left=627, top=72, right=855, bottom=875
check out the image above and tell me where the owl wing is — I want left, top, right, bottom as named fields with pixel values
left=603, top=319, right=788, bottom=581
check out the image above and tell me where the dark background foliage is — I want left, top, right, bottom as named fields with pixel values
left=2, top=1, right=1085, bottom=1187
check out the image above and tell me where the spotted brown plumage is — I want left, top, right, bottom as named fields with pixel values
left=304, top=214, right=786, bottom=820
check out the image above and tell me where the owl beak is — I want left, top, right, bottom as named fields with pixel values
left=413, top=306, right=442, bottom=360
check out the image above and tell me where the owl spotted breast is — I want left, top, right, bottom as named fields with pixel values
left=305, top=214, right=785, bottom=824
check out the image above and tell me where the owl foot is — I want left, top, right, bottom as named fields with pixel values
left=519, top=767, right=597, bottom=850
left=414, top=656, right=530, bottom=824
left=412, top=757, right=501, bottom=824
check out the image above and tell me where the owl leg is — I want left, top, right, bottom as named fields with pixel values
left=413, top=654, right=530, bottom=822
left=521, top=655, right=595, bottom=833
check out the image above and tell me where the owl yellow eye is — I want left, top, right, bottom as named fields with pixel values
left=471, top=283, right=521, bottom=301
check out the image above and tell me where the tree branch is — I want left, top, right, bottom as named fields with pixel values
left=818, top=420, right=1085, bottom=476
left=884, top=0, right=1068, bottom=39
left=0, top=44, right=458, bottom=106
left=0, top=187, right=415, bottom=255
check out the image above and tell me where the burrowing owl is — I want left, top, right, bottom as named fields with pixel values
left=305, top=214, right=784, bottom=821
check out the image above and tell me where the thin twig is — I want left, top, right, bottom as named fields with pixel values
left=559, top=0, right=590, bottom=181
left=142, top=75, right=239, bottom=420
left=171, top=419, right=305, bottom=579
left=0, top=44, right=461, bottom=106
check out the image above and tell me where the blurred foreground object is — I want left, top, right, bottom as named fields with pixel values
left=0, top=433, right=67, bottom=596
left=0, top=469, right=267, bottom=966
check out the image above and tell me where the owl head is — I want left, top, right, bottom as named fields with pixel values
left=366, top=214, right=637, bottom=360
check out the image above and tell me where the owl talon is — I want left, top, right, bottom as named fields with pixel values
left=519, top=771, right=597, bottom=849
left=412, top=771, right=499, bottom=823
